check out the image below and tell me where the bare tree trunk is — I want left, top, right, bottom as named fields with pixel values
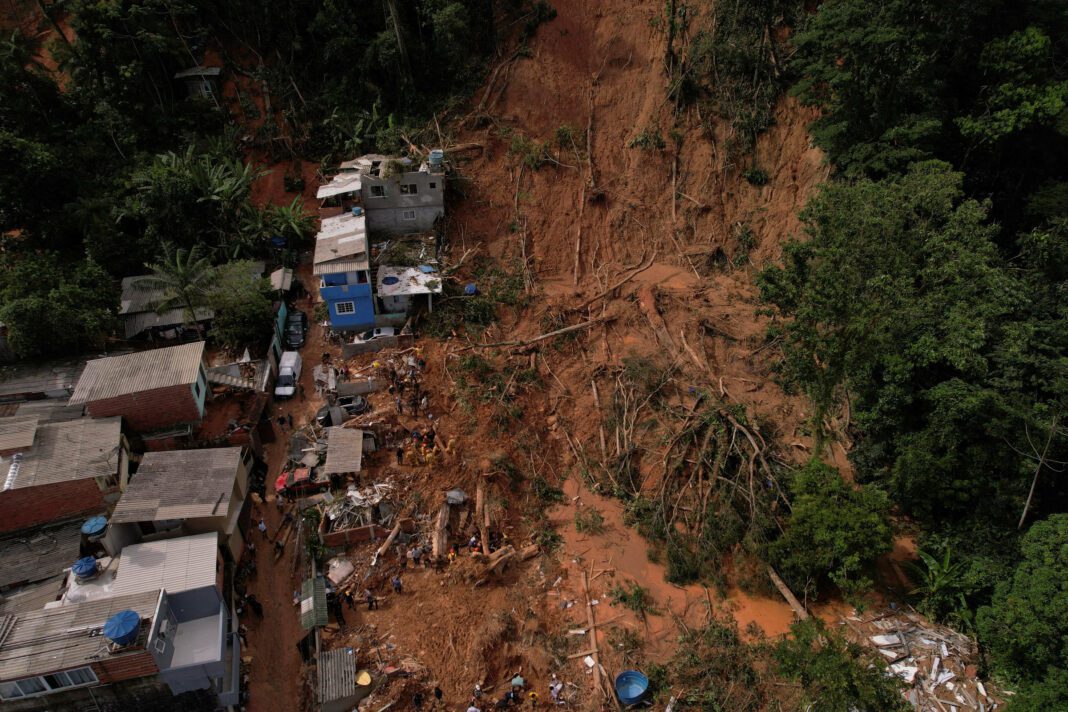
left=384, top=0, right=414, bottom=89
left=1018, top=415, right=1059, bottom=530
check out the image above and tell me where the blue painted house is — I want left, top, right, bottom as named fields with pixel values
left=313, top=213, right=375, bottom=331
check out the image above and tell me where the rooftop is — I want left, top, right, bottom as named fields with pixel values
left=110, top=534, right=218, bottom=598
left=320, top=427, right=364, bottom=475
left=70, top=342, right=205, bottom=405
left=316, top=173, right=362, bottom=200
left=0, top=577, right=64, bottom=616
left=0, top=589, right=161, bottom=681
left=314, top=216, right=370, bottom=276
left=0, top=360, right=84, bottom=400
left=119, top=276, right=214, bottom=339
left=0, top=519, right=83, bottom=590
left=1, top=417, right=123, bottom=490
left=0, top=416, right=39, bottom=453
left=110, top=447, right=243, bottom=523
left=318, top=647, right=360, bottom=704
left=377, top=265, right=444, bottom=297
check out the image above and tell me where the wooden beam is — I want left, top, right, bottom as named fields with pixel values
left=767, top=566, right=809, bottom=620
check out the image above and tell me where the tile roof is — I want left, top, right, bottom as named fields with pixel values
left=110, top=447, right=243, bottom=523
left=1, top=417, right=123, bottom=490
left=321, top=427, right=364, bottom=475
left=0, top=519, right=84, bottom=589
left=0, top=590, right=160, bottom=681
left=120, top=275, right=213, bottom=338
left=69, top=343, right=205, bottom=405
left=110, top=534, right=218, bottom=598
left=0, top=416, right=39, bottom=453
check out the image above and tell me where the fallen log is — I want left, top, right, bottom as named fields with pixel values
left=458, top=317, right=610, bottom=351
left=432, top=501, right=450, bottom=558
left=372, top=518, right=404, bottom=567
left=767, top=566, right=809, bottom=620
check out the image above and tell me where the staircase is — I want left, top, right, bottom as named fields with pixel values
left=207, top=370, right=257, bottom=391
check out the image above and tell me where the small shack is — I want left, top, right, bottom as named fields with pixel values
left=376, top=265, right=443, bottom=315
left=317, top=648, right=372, bottom=712
left=320, top=427, right=366, bottom=479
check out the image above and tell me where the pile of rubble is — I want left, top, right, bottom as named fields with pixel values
left=323, top=480, right=398, bottom=532
left=841, top=608, right=1003, bottom=711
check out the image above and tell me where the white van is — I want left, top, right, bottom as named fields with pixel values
left=275, top=351, right=302, bottom=399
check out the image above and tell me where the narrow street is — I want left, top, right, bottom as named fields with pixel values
left=243, top=287, right=324, bottom=712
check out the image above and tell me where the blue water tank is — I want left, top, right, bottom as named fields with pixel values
left=103, top=610, right=141, bottom=646
left=464, top=283, right=478, bottom=296
left=352, top=206, right=364, bottom=216
left=614, top=670, right=650, bottom=706
left=81, top=516, right=108, bottom=538
left=428, top=149, right=444, bottom=168
left=72, top=556, right=99, bottom=579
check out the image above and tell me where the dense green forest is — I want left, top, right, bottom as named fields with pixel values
left=740, top=0, right=1068, bottom=705
left=0, top=0, right=528, bottom=355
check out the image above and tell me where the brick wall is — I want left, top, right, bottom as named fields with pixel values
left=86, top=384, right=200, bottom=432
left=92, top=650, right=159, bottom=683
left=0, top=478, right=105, bottom=534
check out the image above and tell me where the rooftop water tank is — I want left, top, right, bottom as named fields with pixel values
left=428, top=149, right=444, bottom=168
left=72, top=556, right=99, bottom=581
left=81, top=516, right=108, bottom=539
left=103, top=610, right=141, bottom=647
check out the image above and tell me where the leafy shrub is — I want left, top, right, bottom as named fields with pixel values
left=574, top=508, right=606, bottom=534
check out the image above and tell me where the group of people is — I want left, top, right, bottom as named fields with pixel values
left=462, top=674, right=567, bottom=710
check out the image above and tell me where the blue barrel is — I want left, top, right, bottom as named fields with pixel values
left=72, top=556, right=98, bottom=579
left=103, top=610, right=141, bottom=646
left=614, top=670, right=650, bottom=706
left=81, top=516, right=108, bottom=537
left=464, top=283, right=478, bottom=296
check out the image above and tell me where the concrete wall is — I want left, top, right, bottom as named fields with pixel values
left=0, top=477, right=107, bottom=534
left=362, top=170, right=444, bottom=234
left=365, top=204, right=444, bottom=234
left=85, top=384, right=202, bottom=432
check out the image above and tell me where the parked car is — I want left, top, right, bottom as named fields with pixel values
left=286, top=310, right=309, bottom=349
left=351, top=326, right=399, bottom=345
left=274, top=351, right=302, bottom=398
left=274, top=467, right=329, bottom=499
left=315, top=396, right=370, bottom=427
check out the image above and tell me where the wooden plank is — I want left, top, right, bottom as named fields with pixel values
left=432, top=501, right=450, bottom=558
left=767, top=566, right=809, bottom=620
left=582, top=570, right=603, bottom=697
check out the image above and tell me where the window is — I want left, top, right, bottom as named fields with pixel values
left=369, top=185, right=386, bottom=198
left=335, top=301, right=355, bottom=315
left=357, top=272, right=369, bottom=284
left=429, top=182, right=437, bottom=189
left=401, top=210, right=417, bottom=221
left=0, top=668, right=98, bottom=700
left=399, top=183, right=418, bottom=195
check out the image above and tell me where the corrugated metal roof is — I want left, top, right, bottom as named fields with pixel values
left=0, top=415, right=39, bottom=452
left=0, top=577, right=65, bottom=615
left=316, top=173, right=362, bottom=199
left=120, top=276, right=215, bottom=339
left=70, top=343, right=205, bottom=405
left=300, top=577, right=327, bottom=630
left=110, top=447, right=242, bottom=523
left=1, top=417, right=123, bottom=490
left=321, top=428, right=363, bottom=475
left=110, top=534, right=218, bottom=597
left=319, top=213, right=365, bottom=236
left=318, top=647, right=357, bottom=703
left=0, top=519, right=84, bottom=589
left=0, top=360, right=84, bottom=399
left=0, top=590, right=160, bottom=681
left=314, top=231, right=369, bottom=276
left=10, top=399, right=85, bottom=423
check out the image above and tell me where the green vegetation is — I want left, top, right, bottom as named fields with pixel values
left=207, top=262, right=276, bottom=349
left=608, top=582, right=658, bottom=617
left=573, top=507, right=606, bottom=534
left=770, top=460, right=892, bottom=601
left=774, top=619, right=908, bottom=711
